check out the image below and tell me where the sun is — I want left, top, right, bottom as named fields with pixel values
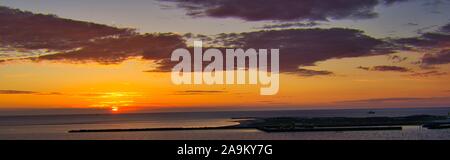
left=111, top=106, right=119, bottom=112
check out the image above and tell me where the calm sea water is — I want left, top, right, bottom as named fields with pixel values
left=0, top=108, right=449, bottom=140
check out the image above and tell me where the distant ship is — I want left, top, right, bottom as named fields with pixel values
left=368, top=111, right=376, bottom=115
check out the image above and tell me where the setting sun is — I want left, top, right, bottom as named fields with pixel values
left=111, top=107, right=119, bottom=112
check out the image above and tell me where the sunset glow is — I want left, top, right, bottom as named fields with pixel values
left=0, top=0, right=449, bottom=115
left=111, top=106, right=119, bottom=112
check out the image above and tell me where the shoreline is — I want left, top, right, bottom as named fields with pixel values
left=68, top=125, right=249, bottom=133
left=68, top=114, right=449, bottom=133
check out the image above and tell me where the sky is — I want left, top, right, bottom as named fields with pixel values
left=0, top=0, right=449, bottom=115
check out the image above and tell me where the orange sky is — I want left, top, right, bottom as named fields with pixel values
left=1, top=52, right=449, bottom=112
left=0, top=1, right=450, bottom=114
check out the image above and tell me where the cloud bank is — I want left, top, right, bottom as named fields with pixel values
left=0, top=6, right=186, bottom=64
left=3, top=5, right=448, bottom=77
left=161, top=0, right=409, bottom=21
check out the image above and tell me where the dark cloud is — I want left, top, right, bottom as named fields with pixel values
left=218, top=28, right=392, bottom=71
left=0, top=90, right=37, bottom=95
left=441, top=23, right=450, bottom=33
left=0, top=90, right=62, bottom=95
left=150, top=28, right=393, bottom=75
left=295, top=68, right=334, bottom=77
left=383, top=0, right=410, bottom=5
left=372, top=65, right=411, bottom=72
left=409, top=70, right=447, bottom=77
left=161, top=0, right=409, bottom=21
left=357, top=65, right=447, bottom=77
left=37, top=33, right=186, bottom=64
left=357, top=65, right=411, bottom=72
left=0, top=6, right=406, bottom=77
left=0, top=6, right=186, bottom=64
left=420, top=49, right=450, bottom=65
left=395, top=32, right=450, bottom=48
left=0, top=6, right=132, bottom=51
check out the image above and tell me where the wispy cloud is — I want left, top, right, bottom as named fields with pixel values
left=259, top=22, right=320, bottom=29
left=356, top=65, right=448, bottom=77
left=0, top=90, right=37, bottom=95
left=173, top=90, right=227, bottom=95
left=388, top=55, right=408, bottom=63
left=408, top=70, right=447, bottom=77
left=357, top=65, right=411, bottom=72
left=372, top=65, right=411, bottom=72
left=0, top=90, right=62, bottom=95
left=394, top=22, right=449, bottom=48
left=294, top=68, right=334, bottom=77
left=338, top=96, right=450, bottom=103
left=394, top=22, right=450, bottom=68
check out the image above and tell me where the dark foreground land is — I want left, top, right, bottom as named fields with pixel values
left=69, top=115, right=450, bottom=133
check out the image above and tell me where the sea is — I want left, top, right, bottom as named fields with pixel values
left=0, top=107, right=449, bottom=140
